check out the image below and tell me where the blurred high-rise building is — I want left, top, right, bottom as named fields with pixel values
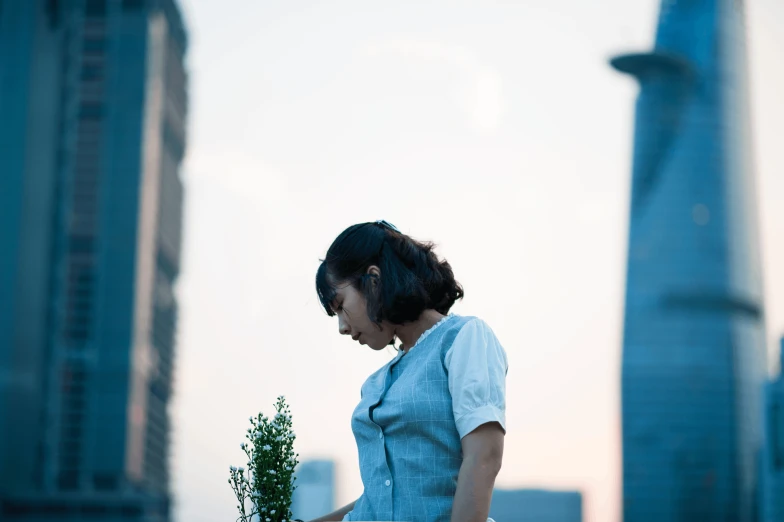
left=489, top=488, right=582, bottom=522
left=290, top=459, right=336, bottom=521
left=611, top=0, right=766, bottom=521
left=0, top=1, right=187, bottom=520
left=761, top=337, right=784, bottom=522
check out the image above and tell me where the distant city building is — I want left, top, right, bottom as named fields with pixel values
left=489, top=488, right=582, bottom=522
left=290, top=460, right=336, bottom=521
left=611, top=1, right=767, bottom=520
left=762, top=337, right=784, bottom=522
left=0, top=0, right=188, bottom=521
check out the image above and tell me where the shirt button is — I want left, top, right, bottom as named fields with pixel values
left=385, top=480, right=391, bottom=487
left=378, top=432, right=383, bottom=439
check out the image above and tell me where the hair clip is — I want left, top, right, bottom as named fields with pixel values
left=375, top=220, right=401, bottom=233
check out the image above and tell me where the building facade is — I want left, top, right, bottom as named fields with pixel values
left=290, top=460, right=336, bottom=521
left=0, top=0, right=187, bottom=520
left=761, top=337, right=784, bottom=522
left=611, top=0, right=767, bottom=521
left=489, top=489, right=582, bottom=522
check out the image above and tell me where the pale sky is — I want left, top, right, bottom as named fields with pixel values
left=170, top=2, right=784, bottom=521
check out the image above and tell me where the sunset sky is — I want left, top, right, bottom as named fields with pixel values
left=170, top=1, right=784, bottom=521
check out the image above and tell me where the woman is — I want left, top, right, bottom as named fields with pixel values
left=309, top=220, right=508, bottom=522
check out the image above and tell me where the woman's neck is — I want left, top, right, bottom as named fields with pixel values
left=395, top=310, right=446, bottom=352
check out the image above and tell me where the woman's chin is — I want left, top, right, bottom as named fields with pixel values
left=368, top=340, right=388, bottom=351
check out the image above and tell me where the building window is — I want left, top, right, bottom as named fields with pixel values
left=120, top=504, right=143, bottom=517
left=81, top=64, right=103, bottom=81
left=83, top=37, right=106, bottom=54
left=773, top=400, right=784, bottom=471
left=57, top=472, right=79, bottom=491
left=93, top=473, right=118, bottom=491
left=82, top=504, right=109, bottom=515
left=85, top=0, right=106, bottom=17
left=79, top=103, right=103, bottom=120
left=122, top=0, right=144, bottom=10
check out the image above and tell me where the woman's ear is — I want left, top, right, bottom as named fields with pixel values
left=366, top=265, right=381, bottom=278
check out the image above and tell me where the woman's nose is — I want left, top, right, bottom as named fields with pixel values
left=338, top=317, right=351, bottom=336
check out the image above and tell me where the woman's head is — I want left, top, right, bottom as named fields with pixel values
left=316, top=221, right=464, bottom=349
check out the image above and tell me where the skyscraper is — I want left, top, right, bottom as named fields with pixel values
left=761, top=337, right=784, bottom=522
left=489, top=489, right=582, bottom=522
left=611, top=1, right=767, bottom=521
left=290, top=460, right=336, bottom=521
left=0, top=1, right=187, bottom=520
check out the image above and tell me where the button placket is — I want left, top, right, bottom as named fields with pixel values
left=367, top=352, right=404, bottom=432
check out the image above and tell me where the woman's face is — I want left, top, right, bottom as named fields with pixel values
left=330, top=269, right=395, bottom=351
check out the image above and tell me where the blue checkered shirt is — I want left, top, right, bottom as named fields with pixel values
left=343, top=314, right=507, bottom=522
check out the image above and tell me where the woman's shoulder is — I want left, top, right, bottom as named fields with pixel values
left=449, top=314, right=496, bottom=336
left=446, top=315, right=505, bottom=353
left=444, top=315, right=508, bottom=372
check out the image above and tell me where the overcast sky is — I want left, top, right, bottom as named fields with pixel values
left=170, top=1, right=784, bottom=521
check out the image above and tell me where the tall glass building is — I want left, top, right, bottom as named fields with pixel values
left=611, top=0, right=767, bottom=520
left=0, top=1, right=187, bottom=520
left=761, top=337, right=784, bottom=522
left=489, top=489, right=582, bottom=522
left=291, top=460, right=336, bottom=521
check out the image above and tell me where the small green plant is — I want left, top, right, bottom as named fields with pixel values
left=229, top=396, right=299, bottom=522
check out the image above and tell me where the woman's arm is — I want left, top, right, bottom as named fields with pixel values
left=306, top=499, right=357, bottom=522
left=450, top=422, right=504, bottom=522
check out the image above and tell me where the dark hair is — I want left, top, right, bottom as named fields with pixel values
left=315, top=222, right=464, bottom=325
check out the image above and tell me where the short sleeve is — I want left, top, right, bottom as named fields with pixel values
left=445, top=317, right=508, bottom=439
